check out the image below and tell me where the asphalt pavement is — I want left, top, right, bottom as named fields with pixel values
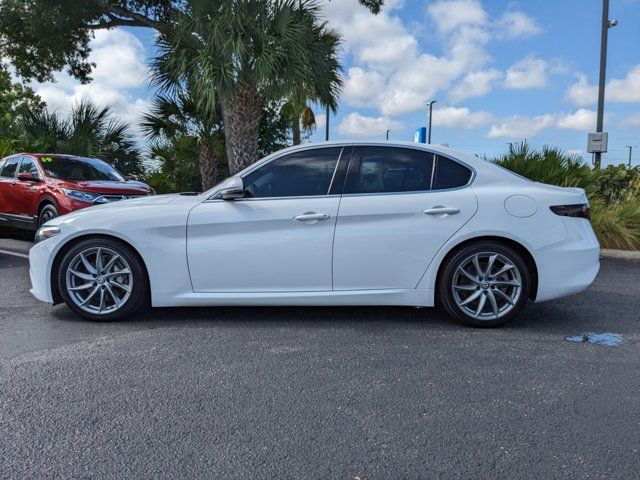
left=1, top=228, right=639, bottom=479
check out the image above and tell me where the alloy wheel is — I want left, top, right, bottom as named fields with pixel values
left=65, top=247, right=133, bottom=315
left=451, top=252, right=522, bottom=321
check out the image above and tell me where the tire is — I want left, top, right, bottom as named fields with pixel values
left=38, top=203, right=59, bottom=227
left=57, top=237, right=148, bottom=321
left=438, top=241, right=531, bottom=328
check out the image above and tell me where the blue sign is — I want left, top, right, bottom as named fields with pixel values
left=414, top=127, right=427, bottom=143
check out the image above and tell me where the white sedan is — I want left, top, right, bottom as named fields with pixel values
left=29, top=142, right=600, bottom=327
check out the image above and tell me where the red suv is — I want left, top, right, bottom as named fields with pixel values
left=0, top=153, right=154, bottom=230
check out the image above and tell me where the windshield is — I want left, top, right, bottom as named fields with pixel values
left=39, top=156, right=125, bottom=182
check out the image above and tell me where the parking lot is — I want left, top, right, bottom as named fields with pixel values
left=1, top=227, right=639, bottom=479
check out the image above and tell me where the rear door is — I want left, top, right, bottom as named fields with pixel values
left=332, top=146, right=478, bottom=290
left=14, top=156, right=41, bottom=217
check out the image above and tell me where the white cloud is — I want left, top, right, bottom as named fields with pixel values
left=556, top=108, right=596, bottom=131
left=433, top=106, right=493, bottom=128
left=487, top=109, right=597, bottom=138
left=566, top=73, right=598, bottom=106
left=503, top=56, right=548, bottom=89
left=427, top=0, right=488, bottom=33
left=342, top=67, right=385, bottom=108
left=487, top=114, right=555, bottom=138
left=449, top=69, right=501, bottom=102
left=32, top=29, right=150, bottom=134
left=567, top=66, right=640, bottom=106
left=499, top=11, right=542, bottom=38
left=336, top=113, right=402, bottom=137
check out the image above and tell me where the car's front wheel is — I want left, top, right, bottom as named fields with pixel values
left=438, top=241, right=531, bottom=328
left=58, top=238, right=148, bottom=321
left=38, top=204, right=58, bottom=227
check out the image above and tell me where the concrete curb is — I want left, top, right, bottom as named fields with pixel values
left=601, top=249, right=640, bottom=262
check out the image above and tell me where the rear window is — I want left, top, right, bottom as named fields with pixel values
left=0, top=157, right=20, bottom=178
left=38, top=156, right=124, bottom=182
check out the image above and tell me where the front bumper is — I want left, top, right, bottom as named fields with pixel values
left=534, top=218, right=600, bottom=302
left=29, top=239, right=56, bottom=303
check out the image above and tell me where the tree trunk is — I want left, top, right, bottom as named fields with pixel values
left=222, top=84, right=262, bottom=174
left=292, top=113, right=301, bottom=145
left=198, top=141, right=220, bottom=191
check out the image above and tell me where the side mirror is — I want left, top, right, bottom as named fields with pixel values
left=17, top=172, right=40, bottom=182
left=220, top=188, right=248, bottom=201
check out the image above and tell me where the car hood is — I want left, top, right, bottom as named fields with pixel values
left=49, top=178, right=152, bottom=194
left=45, top=193, right=203, bottom=228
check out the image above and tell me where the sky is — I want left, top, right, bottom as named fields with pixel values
left=21, top=0, right=640, bottom=166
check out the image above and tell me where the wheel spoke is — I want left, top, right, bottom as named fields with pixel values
left=69, top=283, right=94, bottom=291
left=487, top=289, right=499, bottom=316
left=69, top=269, right=94, bottom=281
left=493, top=288, right=515, bottom=306
left=95, top=248, right=103, bottom=273
left=105, top=284, right=121, bottom=307
left=472, top=254, right=484, bottom=279
left=459, top=289, right=482, bottom=306
left=457, top=266, right=479, bottom=284
left=490, top=263, right=515, bottom=279
left=109, top=279, right=131, bottom=293
left=104, top=269, right=131, bottom=278
left=490, top=279, right=521, bottom=287
left=474, top=292, right=487, bottom=318
left=485, top=254, right=498, bottom=278
left=102, top=254, right=121, bottom=274
left=98, top=288, right=105, bottom=313
left=80, top=286, right=100, bottom=306
left=80, top=253, right=96, bottom=274
left=454, top=284, right=477, bottom=291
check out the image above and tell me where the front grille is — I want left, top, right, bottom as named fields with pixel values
left=97, top=194, right=146, bottom=203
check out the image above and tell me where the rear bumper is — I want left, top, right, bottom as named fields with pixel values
left=534, top=218, right=600, bottom=302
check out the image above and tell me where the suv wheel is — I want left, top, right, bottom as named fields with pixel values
left=58, top=238, right=148, bottom=321
left=438, top=241, right=531, bottom=328
left=38, top=204, right=58, bottom=227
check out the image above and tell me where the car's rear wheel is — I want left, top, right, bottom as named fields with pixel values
left=58, top=238, right=148, bottom=321
left=438, top=241, right=531, bottom=328
left=38, top=204, right=58, bottom=227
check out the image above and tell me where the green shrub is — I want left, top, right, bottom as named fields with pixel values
left=596, top=164, right=640, bottom=204
left=591, top=198, right=640, bottom=250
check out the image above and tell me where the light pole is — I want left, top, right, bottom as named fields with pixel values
left=626, top=145, right=637, bottom=167
left=386, top=129, right=390, bottom=140
left=594, top=0, right=618, bottom=169
left=427, top=100, right=436, bottom=144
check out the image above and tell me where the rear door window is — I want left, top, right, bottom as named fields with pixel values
left=0, top=157, right=20, bottom=178
left=432, top=156, right=472, bottom=190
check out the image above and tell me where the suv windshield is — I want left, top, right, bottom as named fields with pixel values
left=39, top=156, right=124, bottom=182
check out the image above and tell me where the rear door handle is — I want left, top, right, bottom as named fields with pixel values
left=423, top=206, right=460, bottom=216
left=293, top=212, right=331, bottom=222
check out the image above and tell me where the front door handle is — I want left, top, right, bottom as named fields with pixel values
left=293, top=212, right=331, bottom=222
left=423, top=206, right=460, bottom=216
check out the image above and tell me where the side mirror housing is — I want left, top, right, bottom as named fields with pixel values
left=220, top=188, right=248, bottom=201
left=17, top=172, right=40, bottom=182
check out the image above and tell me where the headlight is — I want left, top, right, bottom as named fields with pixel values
left=63, top=189, right=106, bottom=203
left=35, top=226, right=61, bottom=244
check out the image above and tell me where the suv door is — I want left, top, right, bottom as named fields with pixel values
left=0, top=156, right=22, bottom=216
left=14, top=156, right=42, bottom=218
left=187, top=146, right=349, bottom=292
left=332, top=146, right=478, bottom=290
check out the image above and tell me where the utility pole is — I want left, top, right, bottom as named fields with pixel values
left=325, top=105, right=330, bottom=141
left=594, top=0, right=618, bottom=169
left=386, top=129, right=390, bottom=140
left=427, top=100, right=436, bottom=144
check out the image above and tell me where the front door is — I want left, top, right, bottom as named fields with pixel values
left=332, top=146, right=478, bottom=290
left=187, top=146, right=348, bottom=292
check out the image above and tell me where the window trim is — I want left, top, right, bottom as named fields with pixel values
left=341, top=145, right=476, bottom=198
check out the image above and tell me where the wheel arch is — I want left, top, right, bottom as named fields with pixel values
left=36, top=196, right=59, bottom=217
left=432, top=235, right=539, bottom=302
left=50, top=233, right=151, bottom=306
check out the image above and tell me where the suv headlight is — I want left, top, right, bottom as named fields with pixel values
left=35, top=226, right=61, bottom=244
left=63, top=189, right=106, bottom=203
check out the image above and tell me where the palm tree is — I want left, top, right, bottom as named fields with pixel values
left=153, top=0, right=342, bottom=174
left=142, top=91, right=224, bottom=190
left=17, top=101, right=144, bottom=178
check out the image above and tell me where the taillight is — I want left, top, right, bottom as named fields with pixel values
left=550, top=204, right=591, bottom=220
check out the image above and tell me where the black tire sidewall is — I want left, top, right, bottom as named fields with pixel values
left=438, top=241, right=531, bottom=328
left=58, top=238, right=148, bottom=321
left=38, top=204, right=59, bottom=227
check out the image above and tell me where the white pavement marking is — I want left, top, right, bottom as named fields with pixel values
left=0, top=249, right=29, bottom=259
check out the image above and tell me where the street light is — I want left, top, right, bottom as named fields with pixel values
left=386, top=129, right=390, bottom=140
left=593, top=0, right=618, bottom=169
left=427, top=100, right=436, bottom=144
left=626, top=145, right=638, bottom=167
left=325, top=104, right=330, bottom=141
